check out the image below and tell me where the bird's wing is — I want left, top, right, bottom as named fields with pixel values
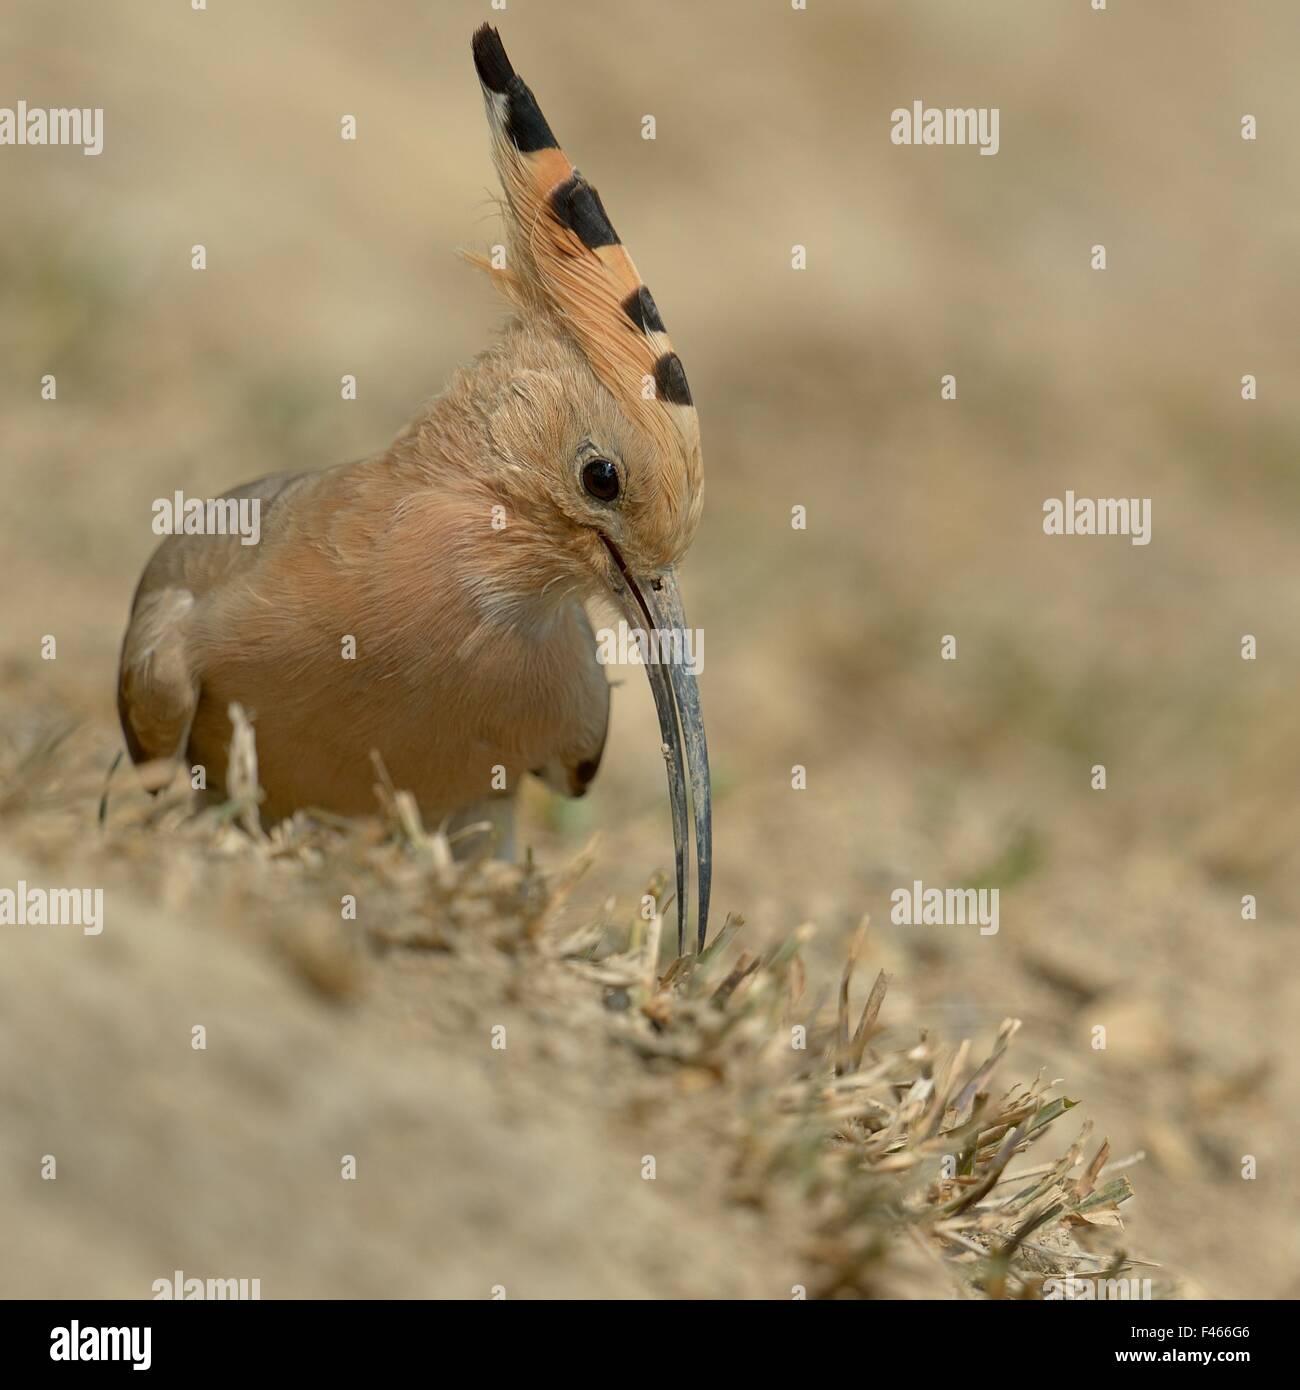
left=116, top=470, right=313, bottom=765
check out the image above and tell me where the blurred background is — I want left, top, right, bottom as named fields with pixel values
left=1, top=0, right=1297, bottom=1297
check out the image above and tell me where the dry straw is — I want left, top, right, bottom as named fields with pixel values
left=6, top=718, right=1144, bottom=1299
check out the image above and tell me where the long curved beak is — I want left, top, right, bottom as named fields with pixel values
left=600, top=539, right=712, bottom=956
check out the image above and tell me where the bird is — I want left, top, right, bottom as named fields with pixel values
left=117, top=24, right=712, bottom=953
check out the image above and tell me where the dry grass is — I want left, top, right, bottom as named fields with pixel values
left=0, top=714, right=1159, bottom=1299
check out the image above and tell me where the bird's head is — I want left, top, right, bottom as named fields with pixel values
left=464, top=24, right=711, bottom=953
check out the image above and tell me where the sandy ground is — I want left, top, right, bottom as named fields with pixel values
left=2, top=0, right=1298, bottom=1297
left=0, top=831, right=798, bottom=1300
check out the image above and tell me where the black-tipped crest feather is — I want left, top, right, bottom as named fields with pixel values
left=472, top=24, right=558, bottom=152
left=471, top=24, right=515, bottom=93
left=551, top=174, right=620, bottom=249
left=654, top=353, right=693, bottom=407
left=622, top=286, right=667, bottom=335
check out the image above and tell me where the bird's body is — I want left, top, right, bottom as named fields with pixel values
left=118, top=25, right=713, bottom=950
left=121, top=328, right=611, bottom=827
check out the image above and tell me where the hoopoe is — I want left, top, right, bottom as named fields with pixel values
left=117, top=25, right=711, bottom=951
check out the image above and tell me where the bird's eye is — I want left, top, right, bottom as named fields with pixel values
left=581, top=457, right=621, bottom=503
